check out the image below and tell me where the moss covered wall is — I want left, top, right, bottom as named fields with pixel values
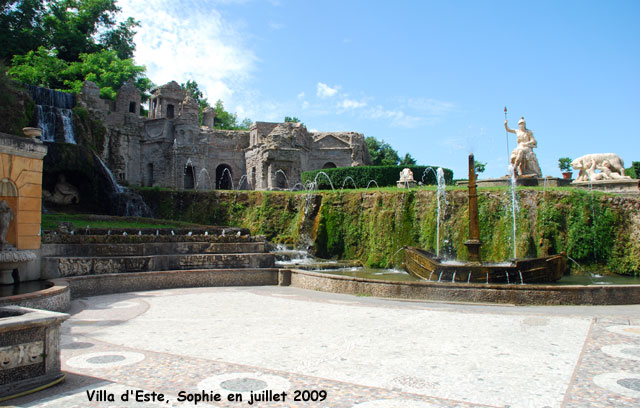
left=137, top=188, right=640, bottom=276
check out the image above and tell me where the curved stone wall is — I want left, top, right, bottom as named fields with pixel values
left=289, top=269, right=640, bottom=305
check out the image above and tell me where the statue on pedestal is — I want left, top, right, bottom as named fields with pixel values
left=397, top=168, right=417, bottom=188
left=571, top=153, right=629, bottom=182
left=504, top=117, right=542, bottom=177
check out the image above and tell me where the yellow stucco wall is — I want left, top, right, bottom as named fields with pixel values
left=0, top=152, right=43, bottom=250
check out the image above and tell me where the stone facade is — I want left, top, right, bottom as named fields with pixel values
left=78, top=81, right=371, bottom=190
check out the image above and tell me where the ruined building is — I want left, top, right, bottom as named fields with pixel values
left=77, top=80, right=371, bottom=190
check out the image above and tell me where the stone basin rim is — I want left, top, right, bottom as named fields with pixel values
left=289, top=269, right=640, bottom=305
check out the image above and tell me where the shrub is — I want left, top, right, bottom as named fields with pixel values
left=301, top=165, right=454, bottom=189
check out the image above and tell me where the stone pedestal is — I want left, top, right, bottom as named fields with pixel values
left=397, top=181, right=417, bottom=188
left=456, top=177, right=573, bottom=188
left=571, top=179, right=640, bottom=195
left=0, top=306, right=69, bottom=399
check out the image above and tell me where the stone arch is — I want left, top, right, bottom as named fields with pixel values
left=251, top=168, right=256, bottom=190
left=184, top=164, right=195, bottom=189
left=216, top=164, right=233, bottom=190
left=275, top=170, right=287, bottom=189
left=323, top=162, right=337, bottom=169
left=0, top=178, right=18, bottom=197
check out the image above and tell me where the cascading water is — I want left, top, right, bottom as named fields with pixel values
left=508, top=165, right=519, bottom=259
left=436, top=167, right=447, bottom=257
left=95, top=154, right=151, bottom=217
left=341, top=176, right=357, bottom=190
left=27, top=85, right=76, bottom=144
left=220, top=168, right=234, bottom=190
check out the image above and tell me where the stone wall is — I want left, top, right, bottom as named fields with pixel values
left=0, top=132, right=47, bottom=250
left=78, top=81, right=371, bottom=191
left=137, top=188, right=640, bottom=276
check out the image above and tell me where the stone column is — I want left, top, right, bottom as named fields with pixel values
left=203, top=107, right=216, bottom=128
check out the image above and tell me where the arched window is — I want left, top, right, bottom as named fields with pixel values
left=167, top=104, right=175, bottom=119
left=323, top=162, right=337, bottom=169
left=216, top=164, right=233, bottom=190
left=0, top=178, right=18, bottom=196
left=151, top=99, right=158, bottom=118
left=275, top=170, right=287, bottom=189
left=184, top=164, right=195, bottom=189
left=251, top=168, right=256, bottom=190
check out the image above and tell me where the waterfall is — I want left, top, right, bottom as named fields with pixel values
left=27, top=85, right=76, bottom=144
left=94, top=154, right=152, bottom=217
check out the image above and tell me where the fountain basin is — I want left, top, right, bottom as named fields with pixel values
left=403, top=246, right=566, bottom=284
left=0, top=280, right=69, bottom=312
left=289, top=269, right=640, bottom=305
left=0, top=249, right=37, bottom=284
left=0, top=305, right=69, bottom=400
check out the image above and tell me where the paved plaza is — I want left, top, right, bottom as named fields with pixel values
left=6, top=286, right=640, bottom=408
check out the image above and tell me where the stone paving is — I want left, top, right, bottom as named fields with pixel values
left=6, top=286, right=640, bottom=408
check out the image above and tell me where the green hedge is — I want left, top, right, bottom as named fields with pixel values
left=301, top=165, right=454, bottom=189
left=626, top=161, right=640, bottom=179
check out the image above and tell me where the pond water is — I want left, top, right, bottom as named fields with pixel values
left=315, top=267, right=640, bottom=285
left=273, top=247, right=640, bottom=286
left=0, top=280, right=53, bottom=298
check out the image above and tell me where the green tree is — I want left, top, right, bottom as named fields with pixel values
left=365, top=136, right=400, bottom=166
left=181, top=80, right=210, bottom=124
left=9, top=47, right=151, bottom=99
left=1, top=0, right=138, bottom=63
left=284, top=116, right=305, bottom=126
left=0, top=0, right=47, bottom=62
left=62, top=50, right=150, bottom=99
left=399, top=153, right=417, bottom=166
left=8, top=47, right=69, bottom=88
left=474, top=160, right=486, bottom=174
left=213, top=99, right=251, bottom=130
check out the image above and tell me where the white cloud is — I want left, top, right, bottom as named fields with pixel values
left=117, top=0, right=256, bottom=103
left=339, top=99, right=367, bottom=109
left=316, top=82, right=340, bottom=98
left=365, top=106, right=422, bottom=128
left=297, top=92, right=305, bottom=99
left=268, top=21, right=284, bottom=30
left=406, top=97, right=455, bottom=116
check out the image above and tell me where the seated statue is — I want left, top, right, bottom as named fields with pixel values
left=504, top=117, right=542, bottom=177
left=571, top=153, right=628, bottom=182
left=43, top=175, right=80, bottom=205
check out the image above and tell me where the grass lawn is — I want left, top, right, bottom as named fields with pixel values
left=41, top=213, right=204, bottom=231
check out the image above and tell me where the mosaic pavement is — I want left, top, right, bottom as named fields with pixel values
left=6, top=286, right=640, bottom=408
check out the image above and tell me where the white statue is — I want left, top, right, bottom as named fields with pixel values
left=399, top=168, right=415, bottom=182
left=504, top=117, right=542, bottom=177
left=571, top=153, right=628, bottom=182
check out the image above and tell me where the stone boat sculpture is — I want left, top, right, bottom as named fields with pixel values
left=403, top=154, right=566, bottom=284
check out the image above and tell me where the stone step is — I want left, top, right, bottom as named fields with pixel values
left=42, top=241, right=267, bottom=257
left=42, top=253, right=275, bottom=279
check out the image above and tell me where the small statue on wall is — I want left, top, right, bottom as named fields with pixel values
left=0, top=200, right=14, bottom=246
left=399, top=168, right=415, bottom=182
left=43, top=174, right=80, bottom=205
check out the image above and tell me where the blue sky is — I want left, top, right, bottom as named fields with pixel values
left=118, top=0, right=640, bottom=179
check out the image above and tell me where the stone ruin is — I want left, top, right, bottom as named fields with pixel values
left=77, top=80, right=372, bottom=190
